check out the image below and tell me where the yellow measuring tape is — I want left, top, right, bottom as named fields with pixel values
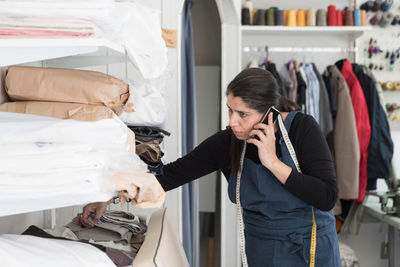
left=276, top=113, right=317, bottom=267
left=309, top=207, right=316, bottom=267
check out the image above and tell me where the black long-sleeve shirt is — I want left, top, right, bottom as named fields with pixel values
left=157, top=112, right=338, bottom=211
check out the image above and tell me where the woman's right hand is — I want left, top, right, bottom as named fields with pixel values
left=80, top=199, right=112, bottom=228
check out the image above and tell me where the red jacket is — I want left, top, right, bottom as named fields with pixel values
left=340, top=59, right=371, bottom=202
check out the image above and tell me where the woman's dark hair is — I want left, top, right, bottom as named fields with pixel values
left=226, top=68, right=299, bottom=174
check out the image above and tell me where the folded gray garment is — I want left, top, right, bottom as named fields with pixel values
left=67, top=217, right=133, bottom=244
left=101, top=210, right=147, bottom=235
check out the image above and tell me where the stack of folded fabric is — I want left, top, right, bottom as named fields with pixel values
left=0, top=16, right=101, bottom=37
left=241, top=4, right=367, bottom=26
left=0, top=66, right=167, bottom=215
left=0, top=112, right=166, bottom=216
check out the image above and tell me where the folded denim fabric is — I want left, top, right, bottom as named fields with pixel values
left=128, top=125, right=170, bottom=143
left=145, top=160, right=164, bottom=176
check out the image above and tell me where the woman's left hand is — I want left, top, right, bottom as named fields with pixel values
left=247, top=112, right=279, bottom=170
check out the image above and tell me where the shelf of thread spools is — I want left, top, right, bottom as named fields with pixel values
left=241, top=25, right=372, bottom=38
left=241, top=3, right=372, bottom=31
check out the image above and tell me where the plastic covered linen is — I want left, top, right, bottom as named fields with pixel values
left=0, top=234, right=116, bottom=267
left=0, top=112, right=165, bottom=216
left=0, top=112, right=130, bottom=151
left=0, top=0, right=168, bottom=79
left=119, top=83, right=167, bottom=127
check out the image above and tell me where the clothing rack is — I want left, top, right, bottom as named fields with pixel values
left=243, top=46, right=358, bottom=53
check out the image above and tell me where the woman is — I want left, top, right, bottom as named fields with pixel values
left=82, top=68, right=341, bottom=266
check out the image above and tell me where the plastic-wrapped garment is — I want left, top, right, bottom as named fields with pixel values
left=0, top=111, right=130, bottom=151
left=0, top=112, right=165, bottom=215
left=0, top=1, right=168, bottom=79
left=0, top=234, right=116, bottom=267
left=119, top=83, right=167, bottom=127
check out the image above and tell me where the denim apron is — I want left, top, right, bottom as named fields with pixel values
left=228, top=111, right=340, bottom=267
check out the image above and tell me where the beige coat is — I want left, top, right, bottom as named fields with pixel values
left=325, top=66, right=360, bottom=199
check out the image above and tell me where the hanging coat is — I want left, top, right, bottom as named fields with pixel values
left=336, top=59, right=371, bottom=202
left=312, top=63, right=333, bottom=137
left=352, top=64, right=393, bottom=190
left=323, top=66, right=360, bottom=200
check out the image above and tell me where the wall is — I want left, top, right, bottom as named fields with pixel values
left=192, top=0, right=221, bottom=66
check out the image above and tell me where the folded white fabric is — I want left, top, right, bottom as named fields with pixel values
left=0, top=1, right=168, bottom=79
left=119, top=83, right=167, bottom=127
left=0, top=234, right=116, bottom=267
left=0, top=111, right=130, bottom=152
left=0, top=112, right=165, bottom=216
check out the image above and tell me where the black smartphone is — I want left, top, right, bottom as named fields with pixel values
left=251, top=106, right=279, bottom=140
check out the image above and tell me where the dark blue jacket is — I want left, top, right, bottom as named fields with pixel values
left=352, top=64, right=393, bottom=190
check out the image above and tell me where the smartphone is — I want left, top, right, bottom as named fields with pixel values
left=251, top=106, right=279, bottom=140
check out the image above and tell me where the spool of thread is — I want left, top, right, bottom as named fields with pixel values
left=297, top=9, right=306, bottom=26
left=344, top=8, right=354, bottom=26
left=353, top=9, right=361, bottom=26
left=267, top=7, right=275, bottom=25
left=382, top=81, right=394, bottom=91
left=241, top=8, right=251, bottom=25
left=284, top=10, right=288, bottom=25
left=254, top=9, right=266, bottom=25
left=394, top=80, right=400, bottom=91
left=381, top=0, right=393, bottom=12
left=242, top=0, right=253, bottom=24
left=253, top=8, right=258, bottom=23
left=361, top=10, right=368, bottom=26
left=370, top=12, right=383, bottom=26
left=327, top=5, right=337, bottom=26
left=287, top=9, right=297, bottom=26
left=360, top=0, right=374, bottom=11
left=316, top=9, right=327, bottom=26
left=379, top=12, right=393, bottom=27
left=306, top=9, right=316, bottom=26
left=372, top=0, right=383, bottom=12
left=276, top=9, right=284, bottom=26
left=336, top=10, right=344, bottom=26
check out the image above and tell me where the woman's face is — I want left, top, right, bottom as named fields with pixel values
left=227, top=93, right=264, bottom=140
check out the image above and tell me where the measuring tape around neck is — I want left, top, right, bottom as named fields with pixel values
left=236, top=113, right=316, bottom=267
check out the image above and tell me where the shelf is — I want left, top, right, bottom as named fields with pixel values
left=241, top=26, right=372, bottom=38
left=0, top=37, right=125, bottom=67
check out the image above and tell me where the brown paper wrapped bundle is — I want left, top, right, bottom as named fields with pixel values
left=5, top=66, right=129, bottom=115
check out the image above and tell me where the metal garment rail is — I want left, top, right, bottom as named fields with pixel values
left=243, top=46, right=358, bottom=53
